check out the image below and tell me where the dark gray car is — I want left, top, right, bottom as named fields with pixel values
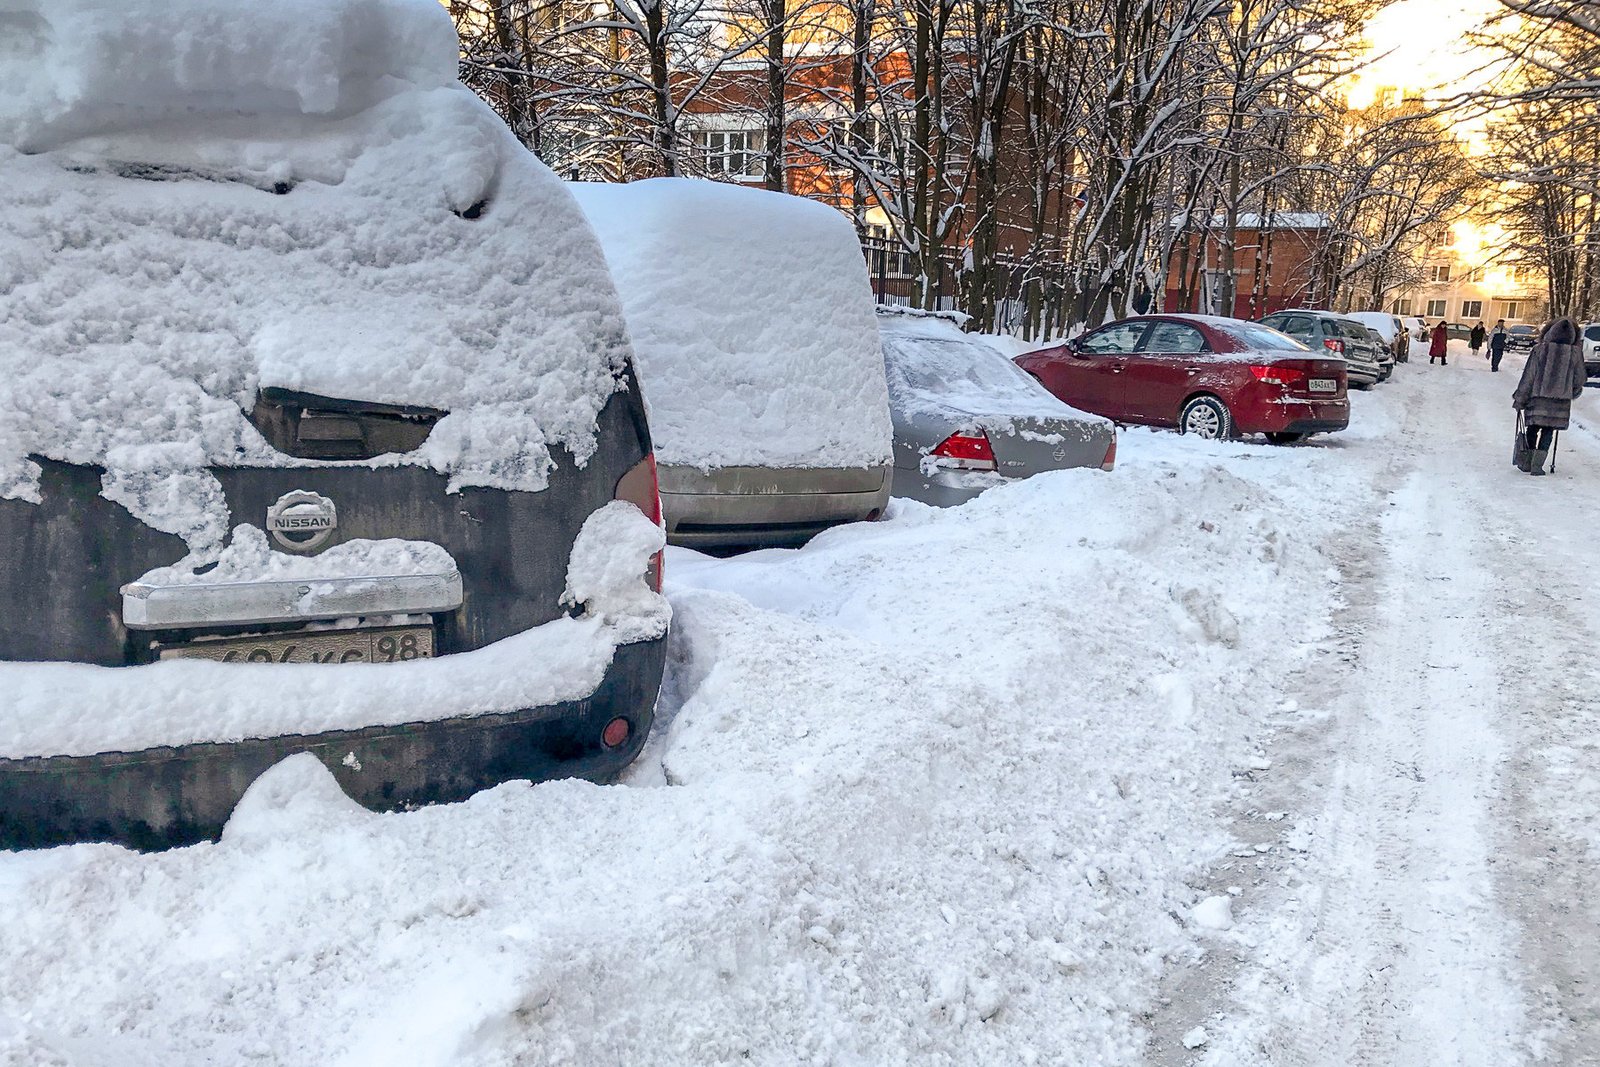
left=878, top=311, right=1115, bottom=506
left=1259, top=309, right=1384, bottom=389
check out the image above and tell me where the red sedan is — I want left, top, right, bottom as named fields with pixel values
left=1014, top=314, right=1350, bottom=443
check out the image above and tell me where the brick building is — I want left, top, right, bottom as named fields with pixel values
left=1161, top=214, right=1331, bottom=319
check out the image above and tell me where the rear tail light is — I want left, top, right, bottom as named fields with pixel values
left=1322, top=338, right=1345, bottom=355
left=601, top=716, right=632, bottom=749
left=1249, top=364, right=1310, bottom=388
left=1100, top=433, right=1117, bottom=472
left=930, top=431, right=997, bottom=471
left=615, top=453, right=663, bottom=592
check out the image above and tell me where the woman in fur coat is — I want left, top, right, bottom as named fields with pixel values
left=1513, top=317, right=1587, bottom=475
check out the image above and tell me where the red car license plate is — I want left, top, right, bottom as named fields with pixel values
left=1309, top=378, right=1337, bottom=393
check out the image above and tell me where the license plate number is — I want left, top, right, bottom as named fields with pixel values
left=160, top=625, right=433, bottom=664
left=1309, top=378, right=1337, bottom=393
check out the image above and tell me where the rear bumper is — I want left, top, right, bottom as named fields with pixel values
left=1247, top=400, right=1350, bottom=435
left=661, top=463, right=892, bottom=548
left=0, top=635, right=666, bottom=851
left=892, top=467, right=1005, bottom=508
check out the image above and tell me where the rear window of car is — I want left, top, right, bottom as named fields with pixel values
left=883, top=335, right=1055, bottom=405
left=1585, top=325, right=1600, bottom=340
left=1223, top=323, right=1310, bottom=351
left=1331, top=319, right=1370, bottom=339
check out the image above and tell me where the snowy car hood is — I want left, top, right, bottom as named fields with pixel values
left=0, top=0, right=634, bottom=551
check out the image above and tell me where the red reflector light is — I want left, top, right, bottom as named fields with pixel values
left=1100, top=433, right=1117, bottom=471
left=601, top=717, right=632, bottom=749
left=614, top=453, right=663, bottom=592
left=930, top=431, right=997, bottom=470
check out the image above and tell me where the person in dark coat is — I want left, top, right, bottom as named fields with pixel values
left=1428, top=321, right=1448, bottom=364
left=1132, top=281, right=1153, bottom=315
left=1469, top=321, right=1486, bottom=358
left=1513, top=317, right=1586, bottom=475
left=1489, top=319, right=1508, bottom=372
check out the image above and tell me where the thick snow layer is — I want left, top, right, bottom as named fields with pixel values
left=0, top=420, right=1366, bottom=1061
left=0, top=0, right=633, bottom=548
left=0, top=504, right=665, bottom=758
left=130, top=527, right=456, bottom=587
left=879, top=313, right=1110, bottom=430
left=570, top=179, right=892, bottom=471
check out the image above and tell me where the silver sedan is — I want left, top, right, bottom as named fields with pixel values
left=878, top=313, right=1117, bottom=507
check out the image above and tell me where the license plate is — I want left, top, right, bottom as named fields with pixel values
left=1309, top=378, right=1337, bottom=392
left=160, top=625, right=434, bottom=664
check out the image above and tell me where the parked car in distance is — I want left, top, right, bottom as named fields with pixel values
left=1258, top=309, right=1384, bottom=389
left=1349, top=310, right=1409, bottom=363
left=1506, top=324, right=1539, bottom=354
left=1015, top=314, right=1349, bottom=444
left=1583, top=323, right=1600, bottom=376
left=571, top=178, right=893, bottom=549
left=1361, top=325, right=1396, bottom=381
left=877, top=309, right=1116, bottom=506
left=1402, top=315, right=1428, bottom=343
left=1445, top=321, right=1472, bottom=342
left=0, top=13, right=669, bottom=850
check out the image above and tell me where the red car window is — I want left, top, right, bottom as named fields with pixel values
left=1139, top=322, right=1207, bottom=353
left=1080, top=322, right=1148, bottom=354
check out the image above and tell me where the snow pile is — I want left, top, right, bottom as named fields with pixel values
left=0, top=0, right=458, bottom=148
left=878, top=312, right=1109, bottom=431
left=570, top=179, right=892, bottom=471
left=0, top=0, right=633, bottom=547
left=0, top=430, right=1357, bottom=1061
left=0, top=504, right=666, bottom=758
left=130, top=527, right=456, bottom=587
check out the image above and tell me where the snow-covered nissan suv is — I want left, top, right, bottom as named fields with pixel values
left=0, top=0, right=667, bottom=848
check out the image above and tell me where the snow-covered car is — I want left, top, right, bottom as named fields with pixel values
left=0, top=0, right=669, bottom=849
left=876, top=309, right=1115, bottom=506
left=1348, top=311, right=1409, bottom=363
left=571, top=179, right=893, bottom=548
left=1359, top=325, right=1396, bottom=382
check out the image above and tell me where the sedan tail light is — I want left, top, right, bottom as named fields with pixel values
left=1322, top=338, right=1345, bottom=355
left=614, top=453, right=663, bottom=592
left=1249, top=364, right=1310, bottom=388
left=930, top=431, right=997, bottom=471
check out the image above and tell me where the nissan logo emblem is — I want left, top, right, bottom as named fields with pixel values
left=267, top=490, right=338, bottom=553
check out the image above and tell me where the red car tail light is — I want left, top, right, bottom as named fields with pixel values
left=614, top=453, right=663, bottom=592
left=1100, top=433, right=1117, bottom=472
left=1322, top=338, right=1345, bottom=355
left=1249, top=364, right=1310, bottom=388
left=930, top=431, right=997, bottom=471
left=601, top=716, right=632, bottom=749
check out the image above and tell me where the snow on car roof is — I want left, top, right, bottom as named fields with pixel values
left=0, top=0, right=634, bottom=549
left=570, top=178, right=892, bottom=471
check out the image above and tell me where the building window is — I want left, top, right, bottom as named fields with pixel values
left=1428, top=264, right=1452, bottom=283
left=694, top=129, right=766, bottom=180
left=1462, top=300, right=1483, bottom=318
left=1393, top=297, right=1413, bottom=315
left=1503, top=265, right=1521, bottom=285
left=1425, top=299, right=1447, bottom=317
left=1503, top=300, right=1522, bottom=320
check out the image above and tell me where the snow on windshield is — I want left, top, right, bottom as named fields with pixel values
left=0, top=0, right=633, bottom=551
left=570, top=179, right=892, bottom=471
left=880, top=321, right=1101, bottom=425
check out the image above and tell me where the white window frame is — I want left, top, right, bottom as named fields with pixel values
left=1503, top=300, right=1522, bottom=320
left=692, top=128, right=766, bottom=181
left=1428, top=264, right=1452, bottom=283
left=1461, top=300, right=1483, bottom=319
left=1425, top=299, right=1447, bottom=317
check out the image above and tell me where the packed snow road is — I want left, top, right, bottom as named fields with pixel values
left=2, top=346, right=1597, bottom=1066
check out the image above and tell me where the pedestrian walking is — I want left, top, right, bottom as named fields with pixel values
left=1428, top=321, right=1448, bottom=364
left=1512, top=317, right=1586, bottom=476
left=1470, top=321, right=1486, bottom=358
left=1489, top=319, right=1508, bottom=372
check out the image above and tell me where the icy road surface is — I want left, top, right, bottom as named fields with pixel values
left=2, top=346, right=1597, bottom=1065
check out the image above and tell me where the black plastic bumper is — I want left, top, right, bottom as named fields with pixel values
left=0, top=635, right=665, bottom=851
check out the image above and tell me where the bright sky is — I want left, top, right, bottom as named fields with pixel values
left=1345, top=0, right=1505, bottom=108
